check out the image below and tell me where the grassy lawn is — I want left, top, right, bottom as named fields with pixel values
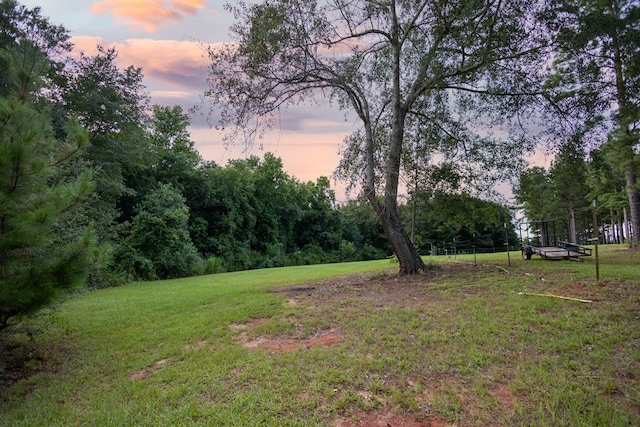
left=1, top=246, right=638, bottom=426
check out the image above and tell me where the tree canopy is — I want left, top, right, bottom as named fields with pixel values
left=545, top=0, right=640, bottom=247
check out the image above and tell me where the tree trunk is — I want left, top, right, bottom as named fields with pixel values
left=617, top=216, right=624, bottom=244
left=375, top=196, right=426, bottom=275
left=361, top=119, right=426, bottom=275
left=568, top=207, right=577, bottom=243
left=363, top=1, right=426, bottom=276
left=611, top=23, right=638, bottom=249
left=626, top=170, right=640, bottom=249
left=380, top=124, right=426, bottom=274
left=623, top=206, right=630, bottom=244
left=379, top=136, right=427, bottom=274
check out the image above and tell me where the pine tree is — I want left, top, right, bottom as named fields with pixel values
left=0, top=14, right=97, bottom=329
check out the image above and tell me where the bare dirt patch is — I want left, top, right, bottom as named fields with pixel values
left=251, top=331, right=343, bottom=352
left=334, top=407, right=449, bottom=427
left=265, top=263, right=509, bottom=426
left=129, top=358, right=169, bottom=381
left=231, top=319, right=344, bottom=352
left=272, top=262, right=487, bottom=309
left=184, top=340, right=209, bottom=351
left=0, top=333, right=73, bottom=396
left=0, top=340, right=43, bottom=390
left=231, top=264, right=488, bottom=353
left=491, top=383, right=514, bottom=412
left=266, top=261, right=631, bottom=426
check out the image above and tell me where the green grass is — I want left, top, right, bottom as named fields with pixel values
left=1, top=248, right=639, bottom=426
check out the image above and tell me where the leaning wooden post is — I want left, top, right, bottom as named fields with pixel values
left=473, top=232, right=477, bottom=265
left=504, top=223, right=511, bottom=267
left=592, top=199, right=600, bottom=282
left=453, top=238, right=456, bottom=260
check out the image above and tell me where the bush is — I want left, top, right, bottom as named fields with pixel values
left=120, top=184, right=202, bottom=280
left=204, top=257, right=226, bottom=274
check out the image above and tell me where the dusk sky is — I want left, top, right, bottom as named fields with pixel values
left=21, top=0, right=359, bottom=200
left=21, top=1, right=552, bottom=202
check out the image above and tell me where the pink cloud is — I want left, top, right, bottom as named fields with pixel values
left=70, top=36, right=223, bottom=88
left=114, top=38, right=209, bottom=76
left=71, top=36, right=104, bottom=55
left=90, top=0, right=206, bottom=32
left=151, top=90, right=191, bottom=99
left=319, top=39, right=367, bottom=56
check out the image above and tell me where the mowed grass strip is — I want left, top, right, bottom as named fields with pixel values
left=1, top=247, right=638, bottom=426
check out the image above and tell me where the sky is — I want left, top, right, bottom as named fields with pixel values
left=21, top=0, right=359, bottom=200
left=21, top=1, right=553, bottom=203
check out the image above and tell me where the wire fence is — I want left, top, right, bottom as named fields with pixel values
left=421, top=232, right=514, bottom=257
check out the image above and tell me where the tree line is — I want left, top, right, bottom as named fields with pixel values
left=0, top=1, right=519, bottom=329
left=514, top=139, right=632, bottom=245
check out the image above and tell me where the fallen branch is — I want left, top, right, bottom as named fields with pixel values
left=518, top=292, right=592, bottom=303
left=495, top=265, right=509, bottom=274
left=451, top=260, right=477, bottom=265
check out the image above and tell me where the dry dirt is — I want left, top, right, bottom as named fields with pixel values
left=229, top=262, right=503, bottom=427
left=230, top=317, right=345, bottom=352
left=333, top=408, right=450, bottom=427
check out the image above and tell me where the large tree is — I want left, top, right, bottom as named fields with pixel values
left=61, top=46, right=150, bottom=242
left=546, top=0, right=640, bottom=247
left=205, top=0, right=552, bottom=274
left=514, top=167, right=555, bottom=223
left=548, top=139, right=590, bottom=243
left=587, top=147, right=630, bottom=243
